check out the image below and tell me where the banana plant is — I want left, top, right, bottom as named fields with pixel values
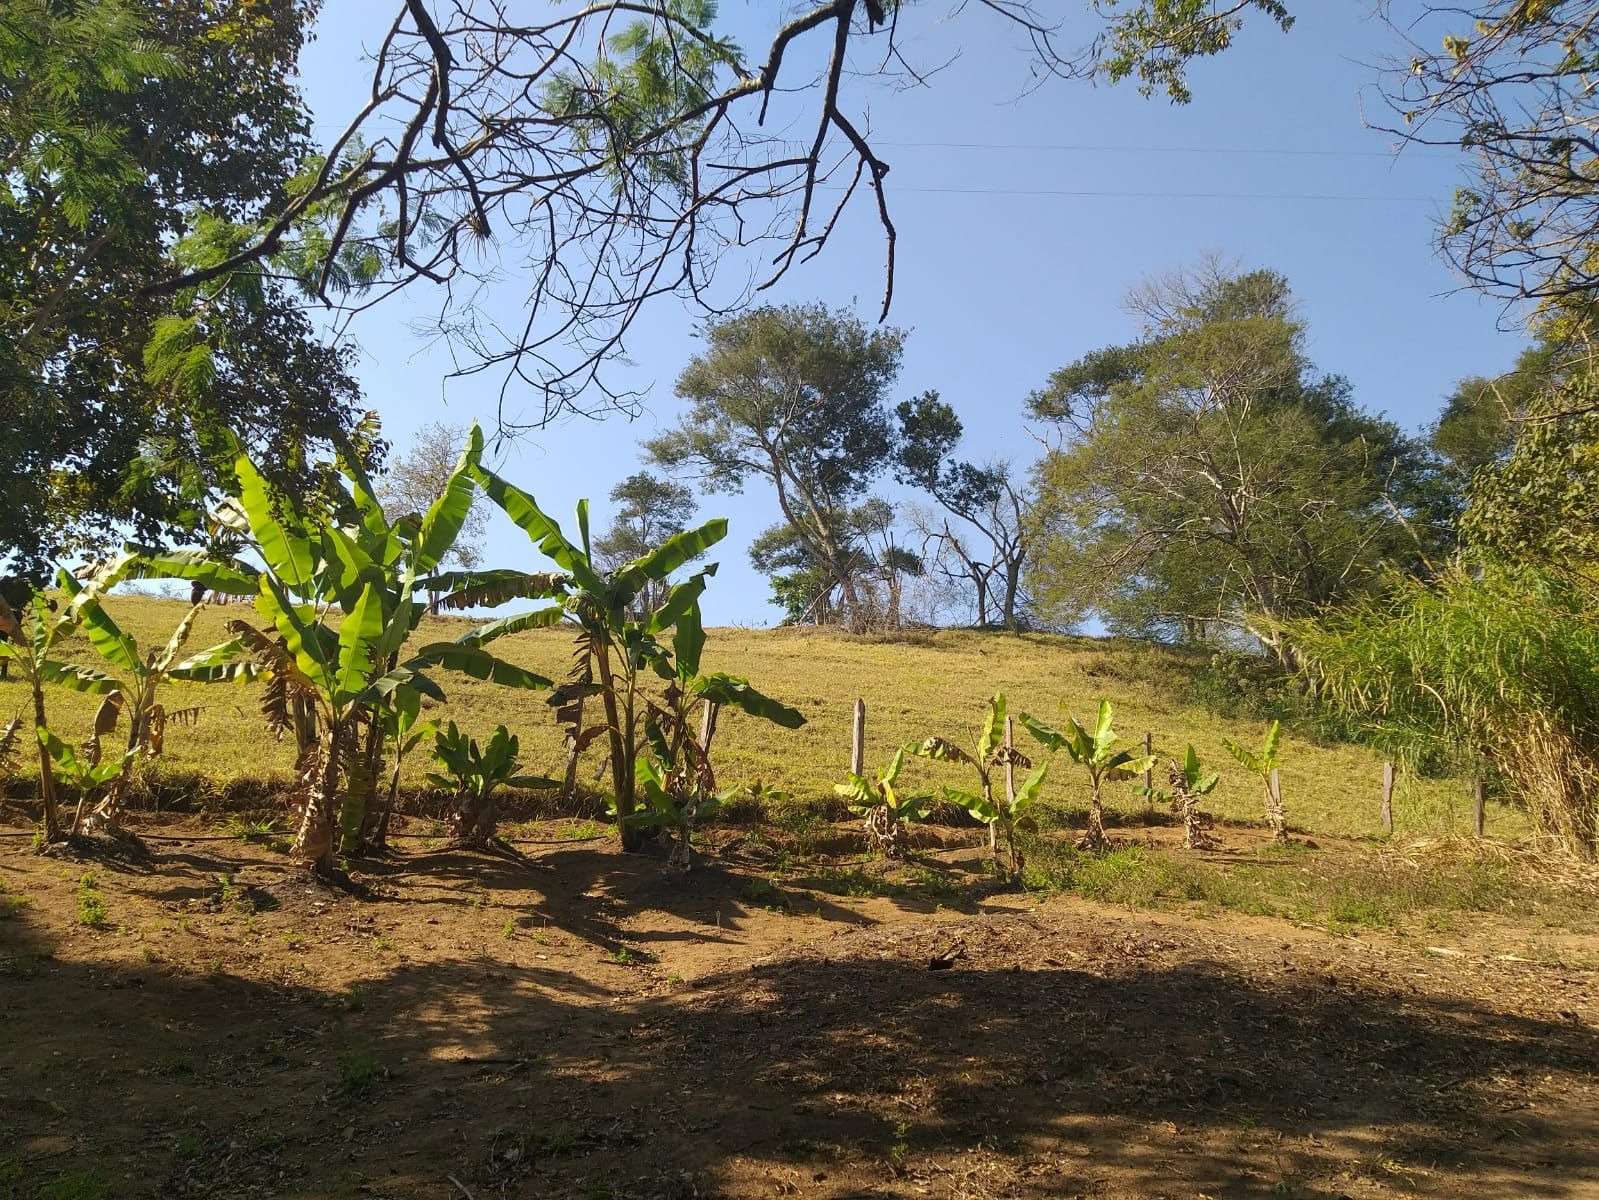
left=631, top=597, right=803, bottom=868
left=1141, top=744, right=1221, bottom=850
left=835, top=748, right=933, bottom=859
left=371, top=688, right=437, bottom=847
left=36, top=730, right=136, bottom=830
left=466, top=458, right=804, bottom=852
left=0, top=563, right=132, bottom=841
left=1021, top=699, right=1154, bottom=852
left=427, top=722, right=558, bottom=850
left=46, top=568, right=254, bottom=836
left=137, top=424, right=551, bottom=874
left=1222, top=719, right=1288, bottom=842
left=905, top=692, right=1047, bottom=882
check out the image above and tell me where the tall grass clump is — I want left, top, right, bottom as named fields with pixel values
left=1290, top=565, right=1599, bottom=858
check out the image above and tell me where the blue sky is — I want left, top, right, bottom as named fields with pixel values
left=296, top=2, right=1524, bottom=625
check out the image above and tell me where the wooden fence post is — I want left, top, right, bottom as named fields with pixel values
left=1381, top=761, right=1394, bottom=835
left=1473, top=776, right=1486, bottom=838
left=1142, top=731, right=1154, bottom=817
left=851, top=698, right=866, bottom=778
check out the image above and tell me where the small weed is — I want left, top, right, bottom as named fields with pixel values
left=370, top=936, right=395, bottom=953
left=740, top=877, right=785, bottom=907
left=282, top=933, right=308, bottom=951
left=140, top=945, right=159, bottom=963
left=75, top=873, right=107, bottom=929
left=34, top=1171, right=109, bottom=1200
left=610, top=946, right=636, bottom=966
left=888, top=1120, right=912, bottom=1172
left=336, top=1050, right=384, bottom=1095
left=666, top=972, right=685, bottom=987
left=502, top=918, right=517, bottom=940
left=0, top=892, right=30, bottom=920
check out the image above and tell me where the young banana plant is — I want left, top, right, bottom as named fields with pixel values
left=836, top=748, right=933, bottom=859
left=466, top=459, right=804, bottom=852
left=905, top=692, right=1047, bottom=882
left=1222, top=719, right=1287, bottom=842
left=36, top=729, right=136, bottom=829
left=0, top=560, right=147, bottom=842
left=427, top=723, right=558, bottom=851
left=632, top=596, right=804, bottom=869
left=1021, top=699, right=1154, bottom=852
left=1141, top=744, right=1221, bottom=850
left=49, top=564, right=254, bottom=836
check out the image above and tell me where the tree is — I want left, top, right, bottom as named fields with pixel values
left=896, top=392, right=1033, bottom=630
left=0, top=0, right=373, bottom=577
left=133, top=2, right=1293, bottom=427
left=380, top=423, right=489, bottom=606
left=646, top=303, right=904, bottom=631
left=593, top=473, right=699, bottom=615
left=1378, top=1, right=1599, bottom=312
left=1027, top=260, right=1437, bottom=661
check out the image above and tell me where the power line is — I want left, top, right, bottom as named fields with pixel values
left=851, top=184, right=1438, bottom=202
left=874, top=139, right=1451, bottom=160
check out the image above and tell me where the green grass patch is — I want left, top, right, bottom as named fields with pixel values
left=1021, top=836, right=1585, bottom=934
left=75, top=872, right=107, bottom=929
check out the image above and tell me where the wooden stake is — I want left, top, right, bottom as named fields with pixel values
left=851, top=698, right=866, bottom=778
left=1473, top=776, right=1486, bottom=838
left=1142, top=731, right=1154, bottom=817
left=1381, top=761, right=1394, bottom=834
left=699, top=700, right=720, bottom=754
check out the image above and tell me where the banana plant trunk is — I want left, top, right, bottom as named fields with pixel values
left=292, top=724, right=343, bottom=875
left=30, top=680, right=62, bottom=842
left=594, top=639, right=646, bottom=852
left=1078, top=781, right=1108, bottom=852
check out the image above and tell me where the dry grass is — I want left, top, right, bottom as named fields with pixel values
left=0, top=593, right=1527, bottom=841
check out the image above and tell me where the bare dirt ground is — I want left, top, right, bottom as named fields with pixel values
left=2, top=816, right=1598, bottom=1200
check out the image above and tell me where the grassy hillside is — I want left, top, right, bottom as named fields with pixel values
left=0, top=592, right=1518, bottom=840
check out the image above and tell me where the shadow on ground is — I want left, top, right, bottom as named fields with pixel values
left=2, top=839, right=1596, bottom=1200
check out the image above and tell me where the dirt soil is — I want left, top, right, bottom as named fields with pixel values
left=2, top=816, right=1598, bottom=1200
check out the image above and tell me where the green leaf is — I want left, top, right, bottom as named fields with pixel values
left=58, top=571, right=140, bottom=673
left=646, top=567, right=716, bottom=637
left=672, top=599, right=706, bottom=680
left=978, top=692, right=1006, bottom=764
left=1183, top=743, right=1201, bottom=786
left=1020, top=713, right=1067, bottom=753
left=944, top=787, right=997, bottom=823
left=613, top=519, right=728, bottom=600
left=881, top=746, right=905, bottom=787
left=1263, top=719, right=1282, bottom=765
left=576, top=498, right=592, bottom=560
left=1012, top=762, right=1048, bottom=816
left=384, top=643, right=553, bottom=697
left=470, top=465, right=605, bottom=595
left=124, top=547, right=259, bottom=595
left=234, top=447, right=314, bottom=590
left=690, top=673, right=805, bottom=728
left=336, top=581, right=384, bottom=704
left=1093, top=699, right=1116, bottom=755
left=415, top=425, right=482, bottom=572
left=255, top=581, right=335, bottom=696
left=457, top=607, right=567, bottom=647
left=38, top=660, right=122, bottom=695
left=1222, top=737, right=1263, bottom=775
left=424, top=569, right=569, bottom=610
left=37, top=727, right=80, bottom=774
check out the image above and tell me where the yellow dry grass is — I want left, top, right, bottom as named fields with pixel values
left=0, top=593, right=1522, bottom=840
